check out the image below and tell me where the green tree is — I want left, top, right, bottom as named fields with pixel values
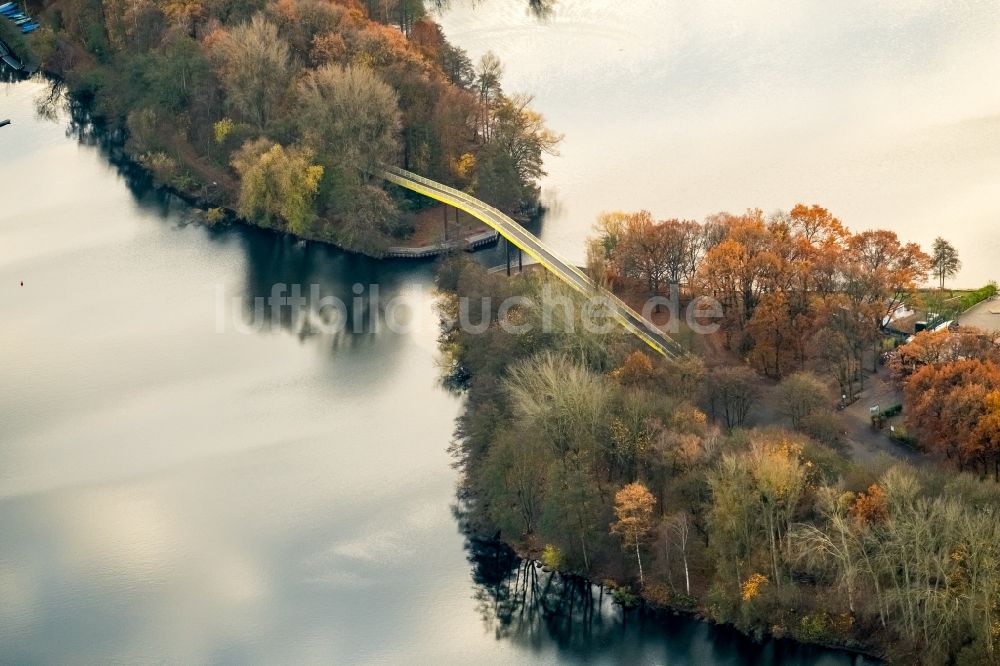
left=776, top=371, right=829, bottom=428
left=505, top=352, right=612, bottom=459
left=540, top=455, right=603, bottom=572
left=747, top=435, right=808, bottom=583
left=481, top=428, right=547, bottom=537
left=706, top=453, right=757, bottom=588
left=931, top=236, right=962, bottom=289
left=474, top=50, right=504, bottom=141
left=294, top=63, right=402, bottom=253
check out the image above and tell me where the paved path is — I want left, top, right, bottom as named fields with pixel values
left=837, top=371, right=921, bottom=466
left=957, top=297, right=1000, bottom=333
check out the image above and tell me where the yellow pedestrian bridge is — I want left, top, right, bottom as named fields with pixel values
left=378, top=165, right=687, bottom=359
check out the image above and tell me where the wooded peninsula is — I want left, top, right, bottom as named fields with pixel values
left=9, top=2, right=1000, bottom=663
left=437, top=208, right=1000, bottom=665
left=17, top=0, right=558, bottom=255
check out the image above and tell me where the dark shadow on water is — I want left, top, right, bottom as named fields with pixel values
left=460, top=523, right=879, bottom=665
left=49, top=84, right=442, bottom=363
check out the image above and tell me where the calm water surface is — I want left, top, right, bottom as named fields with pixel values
left=439, top=0, right=1000, bottom=287
left=0, top=79, right=873, bottom=664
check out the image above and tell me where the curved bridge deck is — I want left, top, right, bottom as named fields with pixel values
left=379, top=165, right=686, bottom=359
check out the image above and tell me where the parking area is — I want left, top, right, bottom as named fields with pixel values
left=957, top=297, right=1000, bottom=333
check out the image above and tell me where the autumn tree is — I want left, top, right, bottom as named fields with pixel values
left=889, top=327, right=999, bottom=386
left=747, top=292, right=798, bottom=376
left=694, top=210, right=776, bottom=343
left=162, top=0, right=206, bottom=37
left=231, top=139, right=324, bottom=235
left=611, top=211, right=670, bottom=294
left=596, top=213, right=703, bottom=296
left=905, top=358, right=1000, bottom=477
left=611, top=482, right=657, bottom=585
left=842, top=230, right=930, bottom=370
left=297, top=63, right=400, bottom=173
left=786, top=203, right=846, bottom=247
left=931, top=237, right=961, bottom=289
left=475, top=93, right=561, bottom=214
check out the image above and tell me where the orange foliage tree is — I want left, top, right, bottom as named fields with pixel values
left=611, top=482, right=657, bottom=585
left=890, top=327, right=999, bottom=386
left=905, top=359, right=1000, bottom=478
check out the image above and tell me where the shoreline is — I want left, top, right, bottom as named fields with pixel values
left=37, top=83, right=502, bottom=262
left=497, top=537, right=883, bottom=664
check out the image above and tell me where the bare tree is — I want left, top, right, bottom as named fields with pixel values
left=212, top=14, right=291, bottom=128
left=665, top=512, right=692, bottom=594
left=297, top=63, right=401, bottom=172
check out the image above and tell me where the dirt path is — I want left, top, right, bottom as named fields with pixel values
left=742, top=364, right=920, bottom=468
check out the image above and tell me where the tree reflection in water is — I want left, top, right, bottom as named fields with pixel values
left=470, top=534, right=634, bottom=645
left=462, top=531, right=879, bottom=665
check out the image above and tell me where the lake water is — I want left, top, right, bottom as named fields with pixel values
left=0, top=77, right=875, bottom=664
left=3, top=5, right=992, bottom=663
left=438, top=0, right=1000, bottom=287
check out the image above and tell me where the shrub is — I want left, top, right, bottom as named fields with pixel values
left=882, top=404, right=903, bottom=418
left=888, top=425, right=918, bottom=448
left=955, top=283, right=998, bottom=313
left=793, top=611, right=833, bottom=643
left=204, top=208, right=226, bottom=225
left=540, top=544, right=564, bottom=570
left=139, top=151, right=180, bottom=184
left=642, top=581, right=671, bottom=607
left=612, top=585, right=639, bottom=608
left=671, top=592, right=697, bottom=609
left=706, top=582, right=737, bottom=623
left=741, top=572, right=768, bottom=601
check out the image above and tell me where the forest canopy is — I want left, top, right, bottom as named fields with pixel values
left=29, top=0, right=559, bottom=255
